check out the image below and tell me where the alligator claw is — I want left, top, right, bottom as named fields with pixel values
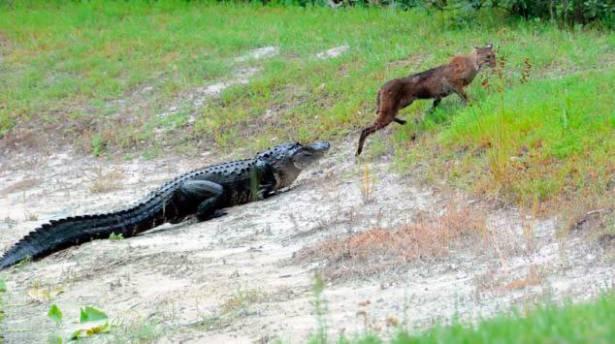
left=199, top=210, right=227, bottom=221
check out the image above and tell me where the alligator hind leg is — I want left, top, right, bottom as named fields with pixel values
left=196, top=199, right=226, bottom=221
left=176, top=180, right=225, bottom=221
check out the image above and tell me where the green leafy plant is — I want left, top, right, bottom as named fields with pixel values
left=71, top=306, right=111, bottom=339
left=79, top=306, right=108, bottom=323
left=91, top=134, right=106, bottom=157
left=47, top=304, right=64, bottom=344
left=45, top=304, right=111, bottom=342
left=48, top=304, right=63, bottom=324
left=109, top=232, right=124, bottom=241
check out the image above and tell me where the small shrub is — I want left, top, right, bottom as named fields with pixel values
left=90, top=134, right=106, bottom=157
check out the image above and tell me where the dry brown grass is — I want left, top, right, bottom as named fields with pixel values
left=220, top=288, right=268, bottom=314
left=359, top=164, right=374, bottom=204
left=474, top=265, right=545, bottom=296
left=566, top=207, right=613, bottom=234
left=501, top=266, right=543, bottom=291
left=0, top=178, right=40, bottom=195
left=294, top=204, right=487, bottom=281
left=89, top=169, right=125, bottom=194
left=561, top=194, right=614, bottom=249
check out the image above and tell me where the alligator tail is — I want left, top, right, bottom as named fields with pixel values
left=0, top=199, right=168, bottom=270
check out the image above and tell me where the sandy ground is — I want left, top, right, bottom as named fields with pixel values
left=0, top=46, right=613, bottom=343
left=0, top=138, right=613, bottom=343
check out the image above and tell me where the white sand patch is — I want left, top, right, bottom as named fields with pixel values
left=316, top=44, right=349, bottom=59
left=157, top=45, right=279, bottom=125
left=235, top=46, right=279, bottom=62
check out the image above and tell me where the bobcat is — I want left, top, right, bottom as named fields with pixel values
left=356, top=44, right=496, bottom=156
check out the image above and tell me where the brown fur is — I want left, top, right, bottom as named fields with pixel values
left=356, top=44, right=496, bottom=156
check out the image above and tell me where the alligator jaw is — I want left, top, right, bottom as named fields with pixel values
left=292, top=140, right=330, bottom=170
left=263, top=141, right=331, bottom=190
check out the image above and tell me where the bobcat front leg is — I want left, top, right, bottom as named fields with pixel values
left=429, top=98, right=442, bottom=113
left=452, top=84, right=469, bottom=105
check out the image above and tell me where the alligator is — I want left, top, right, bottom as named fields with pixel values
left=0, top=141, right=330, bottom=269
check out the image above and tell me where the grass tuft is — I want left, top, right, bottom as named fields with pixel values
left=380, top=292, right=615, bottom=344
left=295, top=204, right=487, bottom=281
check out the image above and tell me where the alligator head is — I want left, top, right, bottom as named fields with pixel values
left=255, top=141, right=330, bottom=189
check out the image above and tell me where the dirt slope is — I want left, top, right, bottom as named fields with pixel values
left=0, top=139, right=612, bottom=343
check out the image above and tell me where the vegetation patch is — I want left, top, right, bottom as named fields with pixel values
left=404, top=70, right=615, bottom=207
left=193, top=287, right=271, bottom=332
left=294, top=205, right=487, bottom=281
left=345, top=292, right=615, bottom=344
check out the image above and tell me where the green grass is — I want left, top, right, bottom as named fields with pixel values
left=341, top=292, right=615, bottom=344
left=1, top=1, right=614, bottom=206
left=395, top=69, right=615, bottom=205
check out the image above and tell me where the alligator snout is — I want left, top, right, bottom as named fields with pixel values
left=306, top=140, right=330, bottom=154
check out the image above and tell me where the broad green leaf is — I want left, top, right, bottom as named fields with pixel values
left=0, top=278, right=6, bottom=292
left=48, top=304, right=63, bottom=324
left=79, top=306, right=108, bottom=323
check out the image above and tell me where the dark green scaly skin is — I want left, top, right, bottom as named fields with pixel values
left=0, top=141, right=330, bottom=269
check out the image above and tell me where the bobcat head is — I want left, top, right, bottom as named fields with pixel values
left=474, top=43, right=496, bottom=68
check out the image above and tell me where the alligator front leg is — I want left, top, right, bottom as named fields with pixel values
left=257, top=182, right=276, bottom=199
left=252, top=159, right=277, bottom=200
left=176, top=180, right=225, bottom=221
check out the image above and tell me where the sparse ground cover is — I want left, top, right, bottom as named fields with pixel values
left=346, top=292, right=615, bottom=344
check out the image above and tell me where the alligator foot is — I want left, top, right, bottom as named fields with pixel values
left=197, top=209, right=227, bottom=221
